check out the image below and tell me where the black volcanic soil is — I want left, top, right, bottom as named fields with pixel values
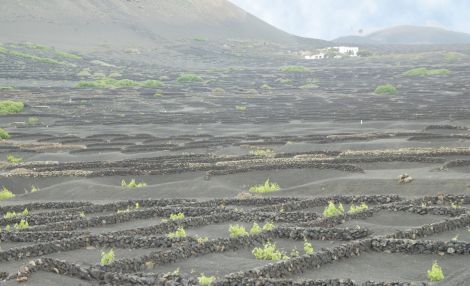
left=0, top=40, right=469, bottom=285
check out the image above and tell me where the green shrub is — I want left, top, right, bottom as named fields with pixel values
left=374, top=84, right=396, bottom=94
left=0, top=100, right=24, bottom=115
left=249, top=148, right=275, bottom=157
left=0, top=187, right=15, bottom=200
left=7, top=154, right=23, bottom=163
left=169, top=212, right=185, bottom=221
left=249, top=179, right=280, bottom=193
left=30, top=185, right=39, bottom=193
left=403, top=67, right=450, bottom=76
left=450, top=202, right=461, bottom=209
left=9, top=51, right=67, bottom=65
left=24, top=43, right=49, bottom=50
left=78, top=68, right=93, bottom=77
left=443, top=52, right=462, bottom=62
left=280, top=65, right=309, bottom=72
left=22, top=208, right=29, bottom=216
left=261, top=222, right=274, bottom=231
left=177, top=73, right=203, bottom=82
left=101, top=249, right=115, bottom=265
left=290, top=248, right=300, bottom=257
left=252, top=242, right=289, bottom=260
left=323, top=201, right=344, bottom=217
left=75, top=78, right=162, bottom=89
left=299, top=83, right=318, bottom=89
left=193, top=37, right=207, bottom=42
left=197, top=236, right=209, bottom=244
left=198, top=274, right=215, bottom=285
left=116, top=207, right=131, bottom=214
left=260, top=83, right=272, bottom=90
left=235, top=105, right=247, bottom=111
left=121, top=179, right=147, bottom=188
left=0, top=128, right=10, bottom=139
left=3, top=211, right=17, bottom=219
left=14, top=219, right=29, bottom=230
left=211, top=87, right=225, bottom=94
left=229, top=224, right=248, bottom=238
left=142, top=80, right=163, bottom=88
left=275, top=78, right=292, bottom=84
left=250, top=222, right=261, bottom=235
left=402, top=67, right=428, bottom=76
left=55, top=51, right=82, bottom=59
left=304, top=240, right=314, bottom=254
left=427, top=261, right=444, bottom=282
left=428, top=69, right=450, bottom=75
left=168, top=227, right=186, bottom=238
left=348, top=202, right=368, bottom=214
left=5, top=225, right=11, bottom=232
left=26, top=117, right=40, bottom=125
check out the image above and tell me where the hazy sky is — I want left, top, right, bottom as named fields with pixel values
left=228, top=0, right=470, bottom=40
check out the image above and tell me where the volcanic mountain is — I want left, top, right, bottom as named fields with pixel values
left=0, top=0, right=326, bottom=50
left=334, top=25, right=470, bottom=45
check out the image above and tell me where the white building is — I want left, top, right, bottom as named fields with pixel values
left=334, top=46, right=359, bottom=56
left=304, top=53, right=325, bottom=60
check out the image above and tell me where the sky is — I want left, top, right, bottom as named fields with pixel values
left=228, top=0, right=470, bottom=40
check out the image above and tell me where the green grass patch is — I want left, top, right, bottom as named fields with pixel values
left=0, top=128, right=10, bottom=139
left=443, top=52, right=463, bottom=62
left=249, top=179, right=280, bottom=193
left=249, top=148, right=275, bottom=157
left=0, top=100, right=24, bottom=115
left=8, top=50, right=67, bottom=65
left=176, top=73, right=203, bottom=83
left=427, top=69, right=450, bottom=75
left=24, top=43, right=49, bottom=50
left=7, top=154, right=23, bottom=163
left=260, top=83, right=272, bottom=90
left=56, top=51, right=82, bottom=59
left=192, top=37, right=207, bottom=42
left=75, top=78, right=163, bottom=89
left=402, top=67, right=450, bottom=76
left=299, top=83, right=319, bottom=89
left=280, top=65, right=309, bottom=73
left=275, top=78, right=292, bottom=84
left=374, top=84, right=396, bottom=94
left=25, top=117, right=40, bottom=125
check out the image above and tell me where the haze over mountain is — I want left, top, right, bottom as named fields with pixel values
left=334, top=25, right=470, bottom=45
left=0, top=0, right=325, bottom=51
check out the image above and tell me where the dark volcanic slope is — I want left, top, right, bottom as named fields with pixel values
left=0, top=0, right=326, bottom=50
left=334, top=25, right=470, bottom=45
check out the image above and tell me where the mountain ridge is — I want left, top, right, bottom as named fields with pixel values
left=333, top=25, right=470, bottom=45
